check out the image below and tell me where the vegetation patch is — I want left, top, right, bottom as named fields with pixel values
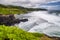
left=0, top=7, right=27, bottom=14
left=0, top=25, right=43, bottom=40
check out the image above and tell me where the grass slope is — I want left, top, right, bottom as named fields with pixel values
left=0, top=7, right=28, bottom=14
left=0, top=25, right=43, bottom=40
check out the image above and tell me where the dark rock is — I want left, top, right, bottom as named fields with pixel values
left=0, top=15, right=19, bottom=26
left=20, top=19, right=28, bottom=22
left=9, top=14, right=15, bottom=20
left=0, top=15, right=28, bottom=26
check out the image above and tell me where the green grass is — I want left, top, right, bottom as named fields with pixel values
left=0, top=25, right=43, bottom=40
left=0, top=7, right=28, bottom=14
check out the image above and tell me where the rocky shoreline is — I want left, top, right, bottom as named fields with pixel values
left=40, top=34, right=60, bottom=40
left=0, top=14, right=28, bottom=26
left=0, top=14, right=60, bottom=40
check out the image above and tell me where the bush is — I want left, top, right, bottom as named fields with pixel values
left=0, top=25, right=42, bottom=40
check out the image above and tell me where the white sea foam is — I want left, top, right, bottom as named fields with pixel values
left=15, top=11, right=60, bottom=37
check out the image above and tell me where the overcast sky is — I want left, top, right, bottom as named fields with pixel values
left=0, top=0, right=60, bottom=8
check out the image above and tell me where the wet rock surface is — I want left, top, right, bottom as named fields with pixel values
left=20, top=19, right=28, bottom=22
left=0, top=14, right=28, bottom=26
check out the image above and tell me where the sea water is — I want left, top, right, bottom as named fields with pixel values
left=15, top=11, right=60, bottom=37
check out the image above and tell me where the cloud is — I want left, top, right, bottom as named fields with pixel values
left=0, top=0, right=59, bottom=8
left=39, top=0, right=60, bottom=10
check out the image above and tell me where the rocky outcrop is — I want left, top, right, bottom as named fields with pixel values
left=0, top=14, right=28, bottom=26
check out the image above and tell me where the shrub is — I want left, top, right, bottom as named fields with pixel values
left=0, top=25, right=42, bottom=40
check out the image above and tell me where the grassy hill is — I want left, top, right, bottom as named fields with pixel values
left=0, top=25, right=43, bottom=40
left=0, top=4, right=47, bottom=14
left=0, top=4, right=28, bottom=14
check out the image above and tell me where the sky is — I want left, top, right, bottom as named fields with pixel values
left=40, top=0, right=60, bottom=10
left=0, top=0, right=60, bottom=8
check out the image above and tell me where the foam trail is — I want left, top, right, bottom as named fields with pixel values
left=15, top=11, right=60, bottom=37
